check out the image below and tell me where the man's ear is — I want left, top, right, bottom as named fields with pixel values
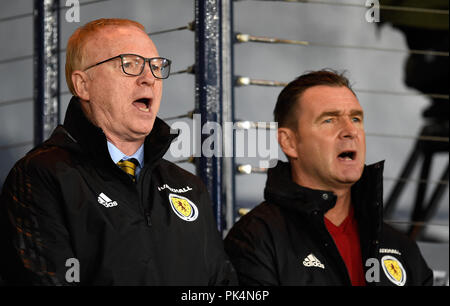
left=71, top=71, right=90, bottom=100
left=278, top=127, right=299, bottom=159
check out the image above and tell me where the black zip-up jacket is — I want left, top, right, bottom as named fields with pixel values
left=0, top=97, right=236, bottom=285
left=224, top=161, right=433, bottom=286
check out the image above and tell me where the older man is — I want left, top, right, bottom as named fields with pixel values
left=224, top=70, right=433, bottom=286
left=0, top=18, right=235, bottom=285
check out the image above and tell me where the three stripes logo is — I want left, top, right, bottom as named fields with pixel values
left=97, top=193, right=118, bottom=208
left=303, top=254, right=325, bottom=269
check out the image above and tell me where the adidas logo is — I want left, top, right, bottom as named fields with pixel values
left=303, top=254, right=325, bottom=269
left=98, top=193, right=118, bottom=208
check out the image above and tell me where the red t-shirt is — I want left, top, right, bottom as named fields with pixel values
left=324, top=206, right=366, bottom=286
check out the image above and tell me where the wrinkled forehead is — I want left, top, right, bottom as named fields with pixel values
left=298, top=85, right=362, bottom=115
left=83, top=25, right=158, bottom=63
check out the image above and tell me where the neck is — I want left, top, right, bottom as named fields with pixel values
left=106, top=135, right=143, bottom=156
left=324, top=188, right=352, bottom=226
left=80, top=100, right=144, bottom=156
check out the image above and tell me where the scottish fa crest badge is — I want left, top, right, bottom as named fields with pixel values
left=168, top=193, right=199, bottom=222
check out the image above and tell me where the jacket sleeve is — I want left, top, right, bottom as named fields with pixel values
left=199, top=186, right=238, bottom=286
left=0, top=158, right=76, bottom=285
left=224, top=215, right=279, bottom=286
left=410, top=241, right=434, bottom=286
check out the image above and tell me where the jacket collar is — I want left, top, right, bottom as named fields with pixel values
left=264, top=160, right=385, bottom=262
left=52, top=96, right=177, bottom=168
left=264, top=161, right=336, bottom=216
left=264, top=160, right=384, bottom=223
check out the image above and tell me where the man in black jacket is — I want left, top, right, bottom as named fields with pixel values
left=0, top=18, right=236, bottom=285
left=224, top=70, right=433, bottom=286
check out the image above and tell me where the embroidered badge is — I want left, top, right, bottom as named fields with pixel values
left=381, top=255, right=406, bottom=286
left=168, top=193, right=199, bottom=222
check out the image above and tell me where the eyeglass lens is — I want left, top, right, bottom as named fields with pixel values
left=122, top=55, right=170, bottom=78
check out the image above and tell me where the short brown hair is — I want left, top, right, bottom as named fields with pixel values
left=274, top=69, right=355, bottom=129
left=65, top=18, right=146, bottom=96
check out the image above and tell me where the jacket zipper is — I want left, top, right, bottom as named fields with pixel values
left=145, top=211, right=152, bottom=227
left=139, top=165, right=152, bottom=227
left=316, top=213, right=352, bottom=285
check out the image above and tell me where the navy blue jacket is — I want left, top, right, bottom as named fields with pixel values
left=0, top=97, right=236, bottom=285
left=225, top=161, right=433, bottom=286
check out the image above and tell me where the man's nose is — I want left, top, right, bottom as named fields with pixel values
left=340, top=118, right=358, bottom=139
left=137, top=62, right=156, bottom=86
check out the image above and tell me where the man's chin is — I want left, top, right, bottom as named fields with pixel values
left=125, top=128, right=153, bottom=142
left=337, top=172, right=363, bottom=185
left=133, top=119, right=156, bottom=135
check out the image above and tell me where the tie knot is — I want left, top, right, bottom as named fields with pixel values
left=117, top=158, right=139, bottom=181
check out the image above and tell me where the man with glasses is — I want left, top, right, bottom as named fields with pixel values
left=0, top=18, right=236, bottom=285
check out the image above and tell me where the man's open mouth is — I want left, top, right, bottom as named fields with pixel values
left=133, top=98, right=151, bottom=112
left=337, top=151, right=356, bottom=161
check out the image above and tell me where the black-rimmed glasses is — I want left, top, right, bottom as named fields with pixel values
left=83, top=54, right=171, bottom=79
